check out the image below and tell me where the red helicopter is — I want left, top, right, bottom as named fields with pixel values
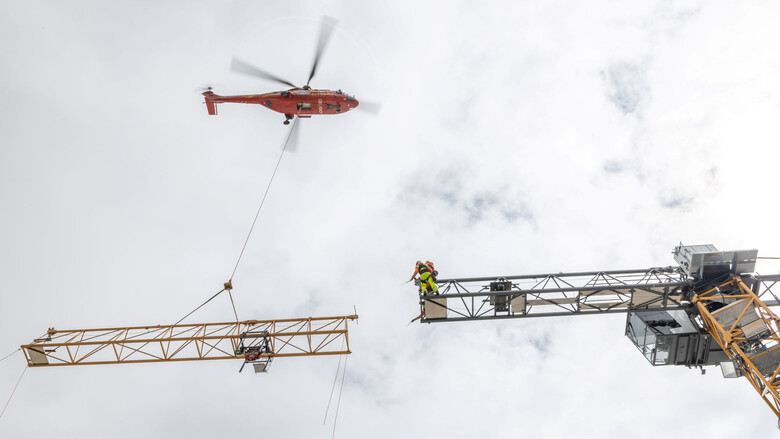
left=203, top=17, right=371, bottom=126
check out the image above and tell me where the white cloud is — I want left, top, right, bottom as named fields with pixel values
left=2, top=1, right=780, bottom=438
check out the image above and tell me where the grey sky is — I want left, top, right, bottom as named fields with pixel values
left=2, top=1, right=780, bottom=438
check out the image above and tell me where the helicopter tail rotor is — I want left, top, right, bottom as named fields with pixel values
left=194, top=84, right=216, bottom=93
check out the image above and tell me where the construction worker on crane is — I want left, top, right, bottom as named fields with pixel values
left=410, top=260, right=438, bottom=295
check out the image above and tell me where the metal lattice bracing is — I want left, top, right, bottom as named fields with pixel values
left=412, top=243, right=780, bottom=425
left=420, top=267, right=691, bottom=323
left=420, top=269, right=780, bottom=323
left=749, top=274, right=780, bottom=303
left=693, top=277, right=780, bottom=418
left=21, top=314, right=357, bottom=367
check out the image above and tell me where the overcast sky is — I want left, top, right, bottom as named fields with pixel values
left=2, top=1, right=780, bottom=438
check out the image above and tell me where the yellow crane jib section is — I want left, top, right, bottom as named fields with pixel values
left=692, top=278, right=780, bottom=418
left=21, top=314, right=357, bottom=367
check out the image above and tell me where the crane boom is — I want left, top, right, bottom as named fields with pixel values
left=421, top=266, right=692, bottom=322
left=420, top=266, right=780, bottom=324
left=414, top=244, right=780, bottom=423
left=21, top=314, right=357, bottom=369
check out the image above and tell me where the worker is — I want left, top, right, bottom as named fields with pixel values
left=425, top=261, right=438, bottom=282
left=410, top=260, right=438, bottom=295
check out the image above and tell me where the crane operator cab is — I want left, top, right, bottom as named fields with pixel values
left=626, top=308, right=728, bottom=368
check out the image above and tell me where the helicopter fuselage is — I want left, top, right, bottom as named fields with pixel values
left=203, top=88, right=359, bottom=120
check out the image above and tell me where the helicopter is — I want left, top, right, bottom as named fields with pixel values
left=203, top=16, right=367, bottom=125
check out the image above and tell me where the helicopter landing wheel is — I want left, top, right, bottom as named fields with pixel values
left=283, top=119, right=290, bottom=125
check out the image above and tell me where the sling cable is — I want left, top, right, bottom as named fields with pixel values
left=21, top=119, right=357, bottom=374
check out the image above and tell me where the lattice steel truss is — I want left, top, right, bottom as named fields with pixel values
left=21, top=314, right=357, bottom=367
left=420, top=267, right=691, bottom=323
left=420, top=269, right=780, bottom=323
left=412, top=244, right=780, bottom=424
left=694, top=277, right=780, bottom=418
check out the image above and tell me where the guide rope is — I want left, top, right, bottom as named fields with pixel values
left=331, top=354, right=349, bottom=439
left=0, top=349, right=20, bottom=364
left=323, top=338, right=345, bottom=424
left=0, top=365, right=27, bottom=423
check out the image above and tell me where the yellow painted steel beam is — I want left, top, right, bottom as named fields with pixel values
left=21, top=314, right=357, bottom=367
left=693, top=278, right=780, bottom=418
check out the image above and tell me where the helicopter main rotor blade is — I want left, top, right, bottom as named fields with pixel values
left=230, top=57, right=298, bottom=88
left=305, top=16, right=338, bottom=87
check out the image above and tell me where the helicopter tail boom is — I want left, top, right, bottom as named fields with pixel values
left=203, top=91, right=218, bottom=115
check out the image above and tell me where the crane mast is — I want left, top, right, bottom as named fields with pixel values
left=417, top=244, right=780, bottom=420
left=22, top=314, right=356, bottom=373
left=693, top=277, right=780, bottom=418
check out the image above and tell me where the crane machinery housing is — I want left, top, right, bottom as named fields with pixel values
left=415, top=244, right=780, bottom=423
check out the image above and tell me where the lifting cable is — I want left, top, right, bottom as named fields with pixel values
left=171, top=119, right=297, bottom=327
left=229, top=117, right=297, bottom=283
left=0, top=365, right=27, bottom=423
